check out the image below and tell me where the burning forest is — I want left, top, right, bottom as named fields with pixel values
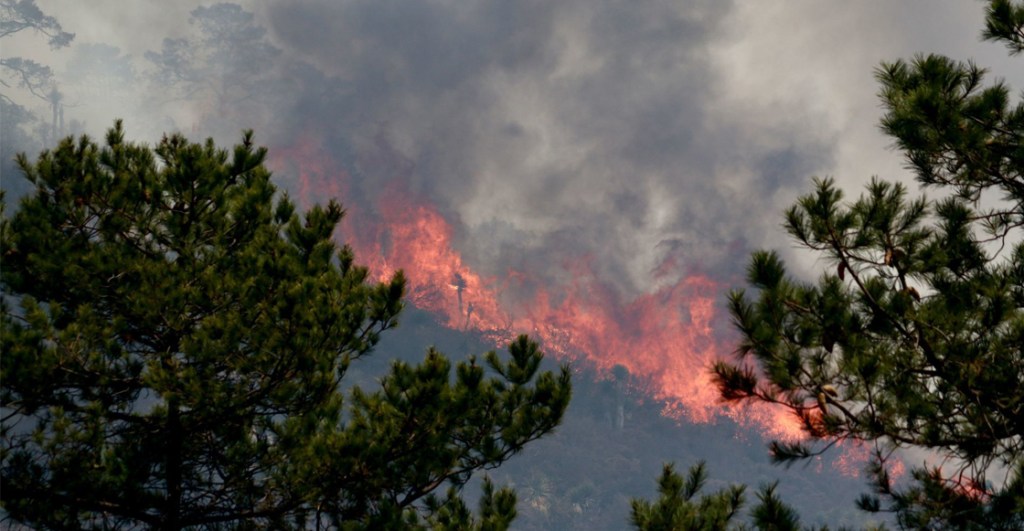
left=3, top=0, right=1021, bottom=529
left=272, top=129, right=807, bottom=442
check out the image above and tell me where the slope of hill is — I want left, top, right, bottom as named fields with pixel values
left=370, top=307, right=890, bottom=529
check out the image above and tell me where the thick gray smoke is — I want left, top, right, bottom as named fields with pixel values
left=3, top=0, right=1019, bottom=297
left=260, top=0, right=1020, bottom=295
left=262, top=0, right=825, bottom=295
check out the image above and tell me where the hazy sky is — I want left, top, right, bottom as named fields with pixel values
left=4, top=0, right=1021, bottom=296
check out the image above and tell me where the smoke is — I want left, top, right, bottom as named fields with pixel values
left=254, top=0, right=1021, bottom=294
left=7, top=1, right=1017, bottom=292
left=262, top=0, right=818, bottom=296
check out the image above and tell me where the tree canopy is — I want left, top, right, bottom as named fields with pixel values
left=630, top=462, right=805, bottom=531
left=0, top=122, right=571, bottom=529
left=712, top=1, right=1023, bottom=528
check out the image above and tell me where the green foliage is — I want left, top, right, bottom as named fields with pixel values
left=713, top=1, right=1024, bottom=528
left=749, top=484, right=802, bottom=531
left=983, top=0, right=1024, bottom=54
left=856, top=460, right=1024, bottom=531
left=630, top=462, right=746, bottom=531
left=630, top=462, right=814, bottom=531
left=0, top=122, right=571, bottom=529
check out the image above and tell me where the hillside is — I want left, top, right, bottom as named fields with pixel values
left=371, top=307, right=889, bottom=529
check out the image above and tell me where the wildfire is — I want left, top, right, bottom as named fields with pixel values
left=829, top=440, right=906, bottom=480
left=271, top=134, right=808, bottom=442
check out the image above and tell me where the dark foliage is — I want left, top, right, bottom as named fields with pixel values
left=0, top=122, right=571, bottom=529
left=713, top=1, right=1024, bottom=528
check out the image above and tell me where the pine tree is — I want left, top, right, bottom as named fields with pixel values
left=630, top=462, right=746, bottom=530
left=0, top=122, right=571, bottom=529
left=713, top=2, right=1023, bottom=528
left=629, top=462, right=806, bottom=531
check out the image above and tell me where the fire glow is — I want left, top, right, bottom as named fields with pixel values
left=273, top=133, right=806, bottom=442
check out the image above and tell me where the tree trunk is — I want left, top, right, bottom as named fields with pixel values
left=163, top=396, right=182, bottom=531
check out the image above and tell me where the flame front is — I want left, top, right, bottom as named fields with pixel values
left=272, top=135, right=805, bottom=442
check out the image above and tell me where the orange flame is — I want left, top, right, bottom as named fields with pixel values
left=830, top=440, right=906, bottom=480
left=271, top=134, right=808, bottom=442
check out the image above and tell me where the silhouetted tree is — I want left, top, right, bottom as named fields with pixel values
left=65, top=43, right=136, bottom=92
left=0, top=0, right=72, bottom=46
left=713, top=1, right=1023, bottom=528
left=0, top=122, right=571, bottom=529
left=145, top=3, right=281, bottom=131
left=630, top=462, right=806, bottom=531
left=0, top=97, right=39, bottom=200
left=0, top=0, right=73, bottom=144
left=0, top=0, right=73, bottom=169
